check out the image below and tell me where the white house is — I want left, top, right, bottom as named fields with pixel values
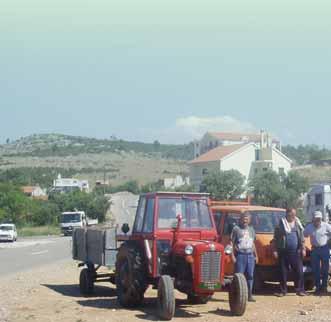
left=189, top=132, right=292, bottom=190
left=21, top=186, right=47, bottom=199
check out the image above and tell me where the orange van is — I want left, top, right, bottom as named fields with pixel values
left=210, top=200, right=314, bottom=291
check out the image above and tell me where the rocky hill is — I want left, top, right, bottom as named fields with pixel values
left=0, top=134, right=191, bottom=187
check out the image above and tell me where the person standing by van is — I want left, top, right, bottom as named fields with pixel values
left=273, top=207, right=306, bottom=297
left=231, top=211, right=258, bottom=302
left=304, top=210, right=331, bottom=295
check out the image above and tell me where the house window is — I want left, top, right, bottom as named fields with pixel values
left=255, top=150, right=260, bottom=161
left=278, top=167, right=285, bottom=175
left=202, top=168, right=209, bottom=176
left=315, top=193, right=323, bottom=206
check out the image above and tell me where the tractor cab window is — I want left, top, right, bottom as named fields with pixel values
left=133, top=197, right=146, bottom=233
left=143, top=198, right=155, bottom=233
left=158, top=198, right=212, bottom=229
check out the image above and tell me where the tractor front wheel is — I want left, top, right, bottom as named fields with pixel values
left=157, top=275, right=175, bottom=321
left=229, top=273, right=248, bottom=316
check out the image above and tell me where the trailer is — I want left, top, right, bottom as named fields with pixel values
left=72, top=227, right=119, bottom=293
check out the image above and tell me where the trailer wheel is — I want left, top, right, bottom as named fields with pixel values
left=79, top=268, right=94, bottom=296
left=157, top=275, right=175, bottom=321
left=116, top=242, right=147, bottom=307
left=187, top=294, right=211, bottom=304
left=229, top=273, right=248, bottom=316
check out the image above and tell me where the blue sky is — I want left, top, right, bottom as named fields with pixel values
left=1, top=0, right=331, bottom=146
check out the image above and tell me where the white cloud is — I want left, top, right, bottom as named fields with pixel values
left=133, top=115, right=257, bottom=144
left=175, top=115, right=257, bottom=140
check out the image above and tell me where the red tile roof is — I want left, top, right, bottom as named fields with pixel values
left=21, top=186, right=36, bottom=194
left=189, top=144, right=247, bottom=164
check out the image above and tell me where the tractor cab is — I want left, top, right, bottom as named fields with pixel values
left=116, top=192, right=247, bottom=319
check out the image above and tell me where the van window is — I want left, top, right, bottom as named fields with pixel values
left=315, top=193, right=323, bottom=206
left=223, top=213, right=241, bottom=235
left=213, top=211, right=224, bottom=234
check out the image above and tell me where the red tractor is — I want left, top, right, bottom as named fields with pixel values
left=73, top=192, right=248, bottom=319
left=115, top=192, right=247, bottom=319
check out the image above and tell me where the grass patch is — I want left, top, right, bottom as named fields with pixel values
left=18, top=225, right=61, bottom=237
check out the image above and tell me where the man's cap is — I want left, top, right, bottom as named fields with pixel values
left=313, top=210, right=323, bottom=219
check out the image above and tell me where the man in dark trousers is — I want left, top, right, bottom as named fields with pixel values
left=304, top=210, right=331, bottom=295
left=273, top=207, right=306, bottom=296
left=231, top=211, right=258, bottom=302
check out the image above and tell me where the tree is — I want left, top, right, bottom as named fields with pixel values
left=249, top=169, right=309, bottom=208
left=202, top=170, right=245, bottom=200
left=249, top=170, right=286, bottom=207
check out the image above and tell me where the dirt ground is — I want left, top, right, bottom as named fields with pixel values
left=0, top=260, right=330, bottom=322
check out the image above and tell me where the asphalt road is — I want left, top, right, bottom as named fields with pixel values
left=0, top=236, right=72, bottom=277
left=110, top=192, right=139, bottom=232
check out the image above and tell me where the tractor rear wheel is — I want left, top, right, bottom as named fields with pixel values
left=187, top=294, right=211, bottom=304
left=115, top=242, right=147, bottom=307
left=157, top=275, right=175, bottom=320
left=229, top=273, right=248, bottom=316
left=79, top=268, right=94, bottom=296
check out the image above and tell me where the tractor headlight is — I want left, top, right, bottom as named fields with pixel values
left=185, top=245, right=194, bottom=255
left=225, top=245, right=233, bottom=255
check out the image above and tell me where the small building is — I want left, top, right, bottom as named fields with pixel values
left=163, top=176, right=190, bottom=189
left=21, top=186, right=47, bottom=200
left=50, top=174, right=89, bottom=194
left=189, top=132, right=291, bottom=190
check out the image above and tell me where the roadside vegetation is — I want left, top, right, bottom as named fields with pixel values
left=17, top=225, right=61, bottom=237
left=0, top=183, right=110, bottom=230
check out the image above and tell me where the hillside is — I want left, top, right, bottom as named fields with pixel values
left=0, top=134, right=190, bottom=188
left=0, top=133, right=194, bottom=160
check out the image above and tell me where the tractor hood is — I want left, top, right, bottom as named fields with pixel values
left=172, top=239, right=224, bottom=256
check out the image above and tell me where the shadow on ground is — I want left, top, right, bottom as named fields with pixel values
left=42, top=284, right=117, bottom=298
left=42, top=282, right=308, bottom=320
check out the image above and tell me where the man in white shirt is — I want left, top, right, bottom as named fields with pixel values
left=304, top=210, right=331, bottom=295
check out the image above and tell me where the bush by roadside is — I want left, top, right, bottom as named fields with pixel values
left=17, top=225, right=61, bottom=237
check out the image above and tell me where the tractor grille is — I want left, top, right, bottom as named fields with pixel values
left=200, top=251, right=221, bottom=284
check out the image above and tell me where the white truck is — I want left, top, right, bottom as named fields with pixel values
left=304, top=183, right=331, bottom=223
left=60, top=211, right=98, bottom=236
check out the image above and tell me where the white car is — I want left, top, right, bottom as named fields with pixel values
left=0, top=224, right=17, bottom=242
